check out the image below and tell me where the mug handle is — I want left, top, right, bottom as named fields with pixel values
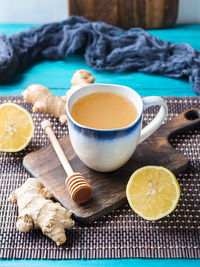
left=138, top=96, right=168, bottom=144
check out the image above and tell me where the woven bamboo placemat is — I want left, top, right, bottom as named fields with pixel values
left=0, top=96, right=199, bottom=259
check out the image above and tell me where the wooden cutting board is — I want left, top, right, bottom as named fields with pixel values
left=68, top=0, right=179, bottom=29
left=23, top=109, right=200, bottom=223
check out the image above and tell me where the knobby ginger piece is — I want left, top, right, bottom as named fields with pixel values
left=22, top=69, right=95, bottom=124
left=8, top=178, right=74, bottom=246
left=22, top=84, right=68, bottom=124
left=66, top=69, right=95, bottom=98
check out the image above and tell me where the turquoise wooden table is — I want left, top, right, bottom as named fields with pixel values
left=0, top=23, right=199, bottom=267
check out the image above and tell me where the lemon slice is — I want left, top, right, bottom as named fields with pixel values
left=0, top=103, right=34, bottom=152
left=126, top=166, right=180, bottom=220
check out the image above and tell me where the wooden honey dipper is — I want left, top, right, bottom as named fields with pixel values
left=41, top=120, right=93, bottom=204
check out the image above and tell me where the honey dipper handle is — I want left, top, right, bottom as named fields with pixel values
left=41, top=120, right=74, bottom=177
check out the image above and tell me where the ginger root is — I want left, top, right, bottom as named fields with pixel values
left=66, top=69, right=95, bottom=99
left=22, top=84, right=68, bottom=124
left=8, top=178, right=74, bottom=246
left=22, top=70, right=95, bottom=124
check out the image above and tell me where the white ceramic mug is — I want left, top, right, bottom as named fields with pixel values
left=66, top=84, right=168, bottom=172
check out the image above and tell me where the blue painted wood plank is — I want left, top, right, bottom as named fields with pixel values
left=0, top=23, right=38, bottom=35
left=0, top=24, right=199, bottom=96
left=0, top=259, right=200, bottom=267
left=0, top=54, right=196, bottom=96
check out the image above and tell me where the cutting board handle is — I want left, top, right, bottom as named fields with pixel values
left=158, top=108, right=200, bottom=139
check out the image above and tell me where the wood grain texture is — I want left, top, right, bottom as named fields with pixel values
left=23, top=108, right=200, bottom=222
left=68, top=0, right=179, bottom=29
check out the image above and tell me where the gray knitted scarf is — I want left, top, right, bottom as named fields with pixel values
left=0, top=16, right=199, bottom=94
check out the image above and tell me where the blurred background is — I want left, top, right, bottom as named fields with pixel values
left=0, top=0, right=200, bottom=24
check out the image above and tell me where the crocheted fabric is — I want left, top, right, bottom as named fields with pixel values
left=0, top=16, right=200, bottom=94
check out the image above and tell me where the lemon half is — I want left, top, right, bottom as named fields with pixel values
left=0, top=103, right=34, bottom=152
left=126, top=166, right=180, bottom=220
